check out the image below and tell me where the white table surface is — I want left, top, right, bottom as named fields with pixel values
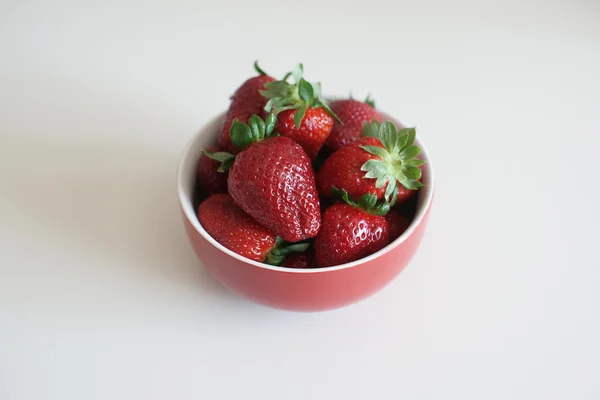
left=1, top=0, right=599, bottom=399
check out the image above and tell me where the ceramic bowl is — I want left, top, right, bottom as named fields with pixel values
left=177, top=112, right=434, bottom=311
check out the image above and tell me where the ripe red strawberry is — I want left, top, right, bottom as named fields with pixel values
left=196, top=146, right=228, bottom=199
left=326, top=98, right=383, bottom=151
left=385, top=209, right=411, bottom=241
left=260, top=64, right=340, bottom=159
left=198, top=193, right=309, bottom=263
left=318, top=121, right=424, bottom=205
left=281, top=252, right=314, bottom=269
left=275, top=107, right=334, bottom=159
left=219, top=62, right=274, bottom=154
left=314, top=192, right=391, bottom=267
left=205, top=114, right=321, bottom=242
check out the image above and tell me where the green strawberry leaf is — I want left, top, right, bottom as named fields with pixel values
left=361, top=159, right=389, bottom=179
left=398, top=131, right=409, bottom=149
left=372, top=201, right=391, bottom=216
left=260, top=81, right=295, bottom=101
left=331, top=186, right=356, bottom=206
left=408, top=159, right=425, bottom=167
left=378, top=121, right=397, bottom=152
left=248, top=114, right=265, bottom=142
left=202, top=149, right=236, bottom=172
left=384, top=179, right=398, bottom=203
left=202, top=150, right=233, bottom=163
left=360, top=145, right=389, bottom=159
left=294, top=105, right=307, bottom=129
left=265, top=253, right=286, bottom=265
left=298, top=78, right=314, bottom=104
left=254, top=60, right=268, bottom=76
left=362, top=120, right=382, bottom=138
left=264, top=98, right=274, bottom=113
left=400, top=128, right=416, bottom=149
left=364, top=94, right=376, bottom=108
left=331, top=186, right=345, bottom=199
left=284, top=243, right=310, bottom=253
left=265, top=112, right=276, bottom=137
left=333, top=187, right=393, bottom=216
left=230, top=119, right=253, bottom=149
left=291, top=63, right=304, bottom=83
left=401, top=145, right=421, bottom=160
left=375, top=176, right=389, bottom=189
left=402, top=166, right=422, bottom=180
left=265, top=237, right=310, bottom=266
left=218, top=157, right=235, bottom=173
left=311, top=82, right=323, bottom=99
left=358, top=193, right=377, bottom=210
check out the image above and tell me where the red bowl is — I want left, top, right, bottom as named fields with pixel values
left=177, top=112, right=435, bottom=311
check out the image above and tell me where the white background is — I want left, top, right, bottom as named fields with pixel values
left=1, top=0, right=599, bottom=399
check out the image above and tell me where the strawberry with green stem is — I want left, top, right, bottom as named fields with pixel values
left=260, top=64, right=341, bottom=159
left=195, top=146, right=228, bottom=200
left=314, top=188, right=393, bottom=267
left=198, top=193, right=309, bottom=264
left=218, top=61, right=275, bottom=154
left=204, top=113, right=321, bottom=243
left=325, top=96, right=384, bottom=151
left=318, top=121, right=424, bottom=204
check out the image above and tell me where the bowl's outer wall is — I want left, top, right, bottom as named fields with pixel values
left=183, top=208, right=430, bottom=312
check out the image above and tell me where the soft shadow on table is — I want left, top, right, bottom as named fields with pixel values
left=1, top=136, right=252, bottom=310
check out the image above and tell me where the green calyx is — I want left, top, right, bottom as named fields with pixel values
left=201, top=149, right=236, bottom=173
left=202, top=114, right=277, bottom=172
left=331, top=186, right=392, bottom=216
left=364, top=93, right=376, bottom=108
left=360, top=121, right=425, bottom=202
left=260, top=63, right=342, bottom=129
left=265, top=237, right=310, bottom=266
left=231, top=113, right=277, bottom=149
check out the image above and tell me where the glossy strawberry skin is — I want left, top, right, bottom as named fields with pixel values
left=282, top=252, right=314, bottom=269
left=228, top=136, right=321, bottom=243
left=326, top=99, right=383, bottom=151
left=276, top=107, right=334, bottom=159
left=317, top=137, right=416, bottom=203
left=197, top=194, right=276, bottom=262
left=385, top=209, right=411, bottom=241
left=219, top=75, right=275, bottom=154
left=314, top=204, right=390, bottom=267
left=196, top=147, right=228, bottom=199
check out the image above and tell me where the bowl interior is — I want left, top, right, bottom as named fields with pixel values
left=177, top=112, right=435, bottom=273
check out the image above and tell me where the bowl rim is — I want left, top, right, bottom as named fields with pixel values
left=177, top=111, right=435, bottom=273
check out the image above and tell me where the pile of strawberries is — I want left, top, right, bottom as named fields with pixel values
left=195, top=62, right=425, bottom=268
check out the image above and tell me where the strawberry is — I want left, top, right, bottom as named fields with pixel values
left=385, top=209, right=411, bottom=241
left=275, top=108, right=334, bottom=159
left=219, top=62, right=275, bottom=154
left=326, top=97, right=383, bottom=151
left=205, top=114, right=321, bottom=243
left=196, top=146, right=228, bottom=199
left=260, top=64, right=340, bottom=159
left=281, top=252, right=314, bottom=269
left=317, top=121, right=424, bottom=205
left=314, top=191, right=391, bottom=267
left=197, top=193, right=309, bottom=264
